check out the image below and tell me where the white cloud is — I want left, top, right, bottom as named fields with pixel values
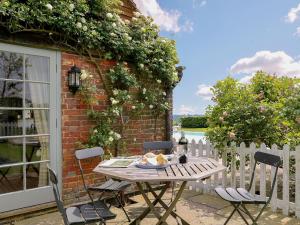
left=133, top=0, right=193, bottom=33
left=239, top=74, right=254, bottom=84
left=178, top=105, right=197, bottom=115
left=193, top=0, right=207, bottom=8
left=286, top=3, right=300, bottom=23
left=182, top=20, right=194, bottom=32
left=231, top=50, right=300, bottom=78
left=196, top=84, right=213, bottom=100
left=295, top=27, right=300, bottom=36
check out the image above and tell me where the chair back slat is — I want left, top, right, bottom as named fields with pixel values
left=75, top=147, right=104, bottom=160
left=254, top=151, right=282, bottom=167
left=143, top=141, right=173, bottom=154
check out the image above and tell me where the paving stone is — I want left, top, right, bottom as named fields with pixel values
left=13, top=191, right=300, bottom=225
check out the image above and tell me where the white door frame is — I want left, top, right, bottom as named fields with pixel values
left=0, top=42, right=61, bottom=212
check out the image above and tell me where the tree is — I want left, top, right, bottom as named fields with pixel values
left=206, top=71, right=300, bottom=149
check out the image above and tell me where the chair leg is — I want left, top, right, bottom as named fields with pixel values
left=240, top=203, right=268, bottom=225
left=114, top=192, right=131, bottom=222
left=224, top=203, right=240, bottom=225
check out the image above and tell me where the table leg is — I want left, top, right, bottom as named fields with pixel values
left=129, top=182, right=169, bottom=225
left=155, top=181, right=187, bottom=225
left=145, top=183, right=189, bottom=225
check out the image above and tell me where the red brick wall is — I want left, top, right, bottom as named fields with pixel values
left=61, top=52, right=166, bottom=203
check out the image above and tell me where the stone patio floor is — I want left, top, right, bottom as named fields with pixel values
left=13, top=189, right=300, bottom=225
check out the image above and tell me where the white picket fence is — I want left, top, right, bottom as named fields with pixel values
left=173, top=139, right=300, bottom=218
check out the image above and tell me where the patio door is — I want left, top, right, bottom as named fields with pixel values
left=0, top=43, right=61, bottom=213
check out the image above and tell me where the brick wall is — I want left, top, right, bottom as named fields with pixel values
left=61, top=52, right=167, bottom=203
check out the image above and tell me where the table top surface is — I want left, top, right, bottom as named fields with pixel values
left=93, top=157, right=226, bottom=182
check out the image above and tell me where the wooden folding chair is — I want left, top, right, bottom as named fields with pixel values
left=215, top=151, right=282, bottom=225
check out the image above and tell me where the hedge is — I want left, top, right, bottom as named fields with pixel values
left=181, top=116, right=208, bottom=128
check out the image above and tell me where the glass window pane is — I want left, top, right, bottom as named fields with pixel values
left=25, top=110, right=49, bottom=135
left=25, top=55, right=49, bottom=82
left=0, top=80, right=23, bottom=107
left=26, top=162, right=49, bottom=189
left=0, top=138, right=23, bottom=163
left=0, top=110, right=23, bottom=136
left=25, top=82, right=49, bottom=108
left=0, top=165, right=23, bottom=194
left=26, top=136, right=49, bottom=162
left=0, top=51, right=23, bottom=80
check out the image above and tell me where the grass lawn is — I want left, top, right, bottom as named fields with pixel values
left=179, top=128, right=209, bottom=132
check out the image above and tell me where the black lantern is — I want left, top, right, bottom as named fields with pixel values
left=178, top=131, right=188, bottom=163
left=68, top=65, right=81, bottom=94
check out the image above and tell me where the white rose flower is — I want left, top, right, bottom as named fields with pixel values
left=91, top=30, right=97, bottom=36
left=81, top=17, right=86, bottom=23
left=110, top=98, right=119, bottom=105
left=112, top=23, right=116, bottom=27
left=109, top=131, right=114, bottom=135
left=159, top=59, right=164, bottom=62
left=127, top=36, right=132, bottom=41
left=142, top=88, right=146, bottom=94
left=113, top=89, right=119, bottom=96
left=108, top=136, right=114, bottom=142
left=134, top=12, right=141, bottom=17
left=145, top=96, right=148, bottom=100
left=132, top=17, right=137, bottom=21
left=133, top=138, right=137, bottom=142
left=162, top=91, right=166, bottom=96
left=106, top=13, right=113, bottom=19
left=46, top=3, right=53, bottom=10
left=80, top=70, right=88, bottom=80
left=76, top=22, right=82, bottom=29
left=115, top=133, right=121, bottom=140
left=110, top=32, right=116, bottom=37
left=139, top=64, right=144, bottom=69
left=93, top=129, right=98, bottom=134
left=149, top=105, right=153, bottom=109
left=125, top=19, right=130, bottom=24
left=161, top=39, right=167, bottom=43
left=69, top=4, right=75, bottom=11
left=82, top=25, right=88, bottom=31
left=156, top=79, right=162, bottom=84
left=132, top=105, right=136, bottom=109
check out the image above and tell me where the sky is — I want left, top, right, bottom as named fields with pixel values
left=133, top=0, right=300, bottom=115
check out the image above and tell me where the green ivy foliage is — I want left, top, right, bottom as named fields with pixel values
left=206, top=71, right=300, bottom=150
left=0, top=0, right=180, bottom=151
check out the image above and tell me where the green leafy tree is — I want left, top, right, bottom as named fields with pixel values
left=206, top=72, right=300, bottom=150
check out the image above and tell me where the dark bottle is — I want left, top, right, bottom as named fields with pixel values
left=178, top=132, right=188, bottom=164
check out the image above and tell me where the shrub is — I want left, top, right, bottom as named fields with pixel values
left=206, top=71, right=300, bottom=149
left=181, top=116, right=208, bottom=128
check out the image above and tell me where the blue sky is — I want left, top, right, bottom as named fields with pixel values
left=134, top=0, right=300, bottom=115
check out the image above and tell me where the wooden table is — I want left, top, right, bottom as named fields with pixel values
left=93, top=157, right=226, bottom=225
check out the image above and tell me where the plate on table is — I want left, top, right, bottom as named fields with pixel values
left=135, top=158, right=170, bottom=169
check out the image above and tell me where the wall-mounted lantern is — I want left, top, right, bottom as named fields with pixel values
left=68, top=65, right=81, bottom=94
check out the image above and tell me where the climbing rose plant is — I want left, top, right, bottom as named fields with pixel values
left=0, top=0, right=180, bottom=152
left=206, top=71, right=300, bottom=150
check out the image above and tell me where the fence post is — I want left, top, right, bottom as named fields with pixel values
left=282, top=144, right=290, bottom=215
left=190, top=139, right=196, bottom=157
left=249, top=142, right=256, bottom=195
left=239, top=142, right=246, bottom=189
left=222, top=147, right=227, bottom=187
left=259, top=143, right=267, bottom=199
left=270, top=144, right=279, bottom=212
left=295, top=146, right=300, bottom=218
left=230, top=142, right=237, bottom=188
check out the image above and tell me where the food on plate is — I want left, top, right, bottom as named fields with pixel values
left=144, top=152, right=156, bottom=158
left=140, top=152, right=168, bottom=166
left=156, top=153, right=168, bottom=165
